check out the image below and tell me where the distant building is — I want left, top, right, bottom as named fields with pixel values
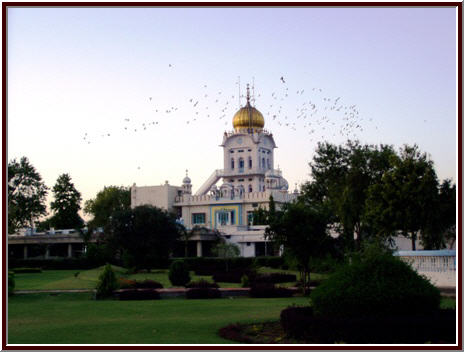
left=131, top=85, right=298, bottom=257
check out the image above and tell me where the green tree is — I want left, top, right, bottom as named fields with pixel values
left=49, top=173, right=84, bottom=230
left=8, top=157, right=48, bottom=234
left=365, top=145, right=439, bottom=250
left=84, top=186, right=130, bottom=229
left=212, top=241, right=240, bottom=272
left=421, top=179, right=456, bottom=249
left=107, top=205, right=180, bottom=271
left=266, top=201, right=331, bottom=295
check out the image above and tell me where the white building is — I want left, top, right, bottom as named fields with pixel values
left=131, top=85, right=298, bottom=257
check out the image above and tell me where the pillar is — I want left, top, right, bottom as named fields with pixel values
left=45, top=246, right=50, bottom=259
left=196, top=241, right=202, bottom=257
left=67, top=243, right=73, bottom=258
left=23, top=245, right=28, bottom=259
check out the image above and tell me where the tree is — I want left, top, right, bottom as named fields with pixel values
left=212, top=241, right=240, bottom=272
left=49, top=173, right=84, bottom=230
left=84, top=186, right=130, bottom=229
left=266, top=201, right=331, bottom=295
left=365, top=145, right=439, bottom=250
left=8, top=157, right=48, bottom=234
left=106, top=205, right=180, bottom=271
left=421, top=179, right=456, bottom=249
left=301, top=141, right=396, bottom=250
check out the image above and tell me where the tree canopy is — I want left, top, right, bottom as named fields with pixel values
left=106, top=205, right=180, bottom=270
left=8, top=157, right=48, bottom=234
left=84, top=185, right=130, bottom=229
left=49, top=173, right=84, bottom=230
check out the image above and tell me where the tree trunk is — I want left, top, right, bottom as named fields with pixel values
left=411, top=232, right=416, bottom=251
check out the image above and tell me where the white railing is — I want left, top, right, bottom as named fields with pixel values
left=394, top=250, right=456, bottom=287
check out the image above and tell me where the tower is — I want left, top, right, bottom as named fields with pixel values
left=182, top=170, right=192, bottom=195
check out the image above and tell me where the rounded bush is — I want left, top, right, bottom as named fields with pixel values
left=168, top=260, right=190, bottom=286
left=96, top=264, right=118, bottom=299
left=310, top=252, right=441, bottom=318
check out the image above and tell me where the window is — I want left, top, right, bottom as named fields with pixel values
left=238, top=179, right=244, bottom=182
left=231, top=158, right=234, bottom=169
left=248, top=149, right=251, bottom=152
left=229, top=179, right=234, bottom=182
left=230, top=150, right=234, bottom=153
left=230, top=211, right=235, bottom=225
left=252, top=202, right=258, bottom=207
left=249, top=185, right=253, bottom=193
left=246, top=242, right=251, bottom=246
left=239, top=158, right=244, bottom=171
left=267, top=158, right=270, bottom=169
left=248, top=157, right=252, bottom=169
left=238, top=149, right=244, bottom=153
left=192, top=213, right=206, bottom=224
left=247, top=211, right=254, bottom=225
left=262, top=158, right=265, bottom=169
left=248, top=178, right=252, bottom=181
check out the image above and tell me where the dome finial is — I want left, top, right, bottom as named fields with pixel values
left=246, top=83, right=251, bottom=105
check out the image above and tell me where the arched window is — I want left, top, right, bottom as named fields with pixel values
left=231, top=158, right=234, bottom=169
left=262, top=158, right=265, bottom=170
left=248, top=157, right=252, bottom=169
left=248, top=185, right=253, bottom=192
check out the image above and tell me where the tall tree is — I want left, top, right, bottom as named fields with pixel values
left=107, top=205, right=180, bottom=270
left=266, top=201, right=331, bottom=295
left=84, top=186, right=130, bottom=229
left=49, top=173, right=84, bottom=229
left=8, top=157, right=48, bottom=234
left=365, top=145, right=439, bottom=250
left=421, top=179, right=456, bottom=249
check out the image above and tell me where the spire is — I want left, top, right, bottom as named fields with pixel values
left=246, top=83, right=251, bottom=105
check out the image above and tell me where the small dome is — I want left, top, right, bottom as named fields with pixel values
left=182, top=170, right=191, bottom=184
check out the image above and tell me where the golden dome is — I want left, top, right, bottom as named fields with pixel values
left=232, top=102, right=265, bottom=132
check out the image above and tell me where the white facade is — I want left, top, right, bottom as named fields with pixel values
left=131, top=91, right=297, bottom=257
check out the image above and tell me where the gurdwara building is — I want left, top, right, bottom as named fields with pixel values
left=131, top=87, right=298, bottom=257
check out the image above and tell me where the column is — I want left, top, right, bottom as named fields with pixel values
left=45, top=246, right=50, bottom=259
left=67, top=243, right=73, bottom=258
left=23, top=245, right=28, bottom=259
left=196, top=241, right=202, bottom=257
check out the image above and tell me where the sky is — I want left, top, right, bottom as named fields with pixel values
left=7, top=6, right=457, bottom=220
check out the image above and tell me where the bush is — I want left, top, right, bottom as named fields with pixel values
left=253, top=273, right=297, bottom=284
left=12, top=267, right=42, bottom=273
left=249, top=283, right=294, bottom=298
left=186, top=288, right=222, bottom=299
left=185, top=279, right=218, bottom=288
left=254, top=256, right=284, bottom=269
left=168, top=260, right=190, bottom=286
left=310, top=251, right=441, bottom=318
left=96, top=264, right=118, bottom=299
left=135, top=279, right=164, bottom=289
left=8, top=272, right=15, bottom=296
left=241, top=275, right=250, bottom=288
left=117, top=278, right=137, bottom=289
left=280, top=306, right=314, bottom=338
left=280, top=306, right=455, bottom=343
left=116, top=289, right=161, bottom=300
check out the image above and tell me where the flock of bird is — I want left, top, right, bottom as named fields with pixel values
left=82, top=65, right=378, bottom=151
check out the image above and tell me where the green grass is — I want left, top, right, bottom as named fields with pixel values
left=8, top=293, right=309, bottom=344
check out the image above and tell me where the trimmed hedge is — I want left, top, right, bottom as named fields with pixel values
left=185, top=279, right=219, bottom=289
left=12, top=267, right=42, bottom=274
left=185, top=288, right=222, bottom=299
left=116, top=289, right=161, bottom=300
left=249, top=283, right=294, bottom=298
left=253, top=273, right=297, bottom=284
left=169, top=260, right=190, bottom=286
left=280, top=306, right=456, bottom=343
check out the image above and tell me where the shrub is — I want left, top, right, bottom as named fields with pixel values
left=253, top=273, right=297, bottom=284
left=254, top=256, right=284, bottom=269
left=280, top=306, right=314, bottom=338
left=95, top=264, right=118, bottom=299
left=117, top=278, right=137, bottom=289
left=12, top=267, right=42, bottom=273
left=186, top=288, right=222, bottom=299
left=185, top=279, right=218, bottom=288
left=135, top=279, right=164, bottom=289
left=310, top=251, right=441, bottom=318
left=116, top=289, right=161, bottom=300
left=280, top=306, right=455, bottom=343
left=249, top=283, right=294, bottom=298
left=168, top=260, right=190, bottom=286
left=8, top=272, right=15, bottom=296
left=241, top=275, right=250, bottom=288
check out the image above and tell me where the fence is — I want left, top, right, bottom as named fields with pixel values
left=394, top=250, right=456, bottom=288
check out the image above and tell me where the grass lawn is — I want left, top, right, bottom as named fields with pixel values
left=8, top=293, right=310, bottom=344
left=14, top=265, right=312, bottom=290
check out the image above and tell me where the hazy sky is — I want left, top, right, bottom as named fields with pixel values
left=8, top=6, right=457, bottom=218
